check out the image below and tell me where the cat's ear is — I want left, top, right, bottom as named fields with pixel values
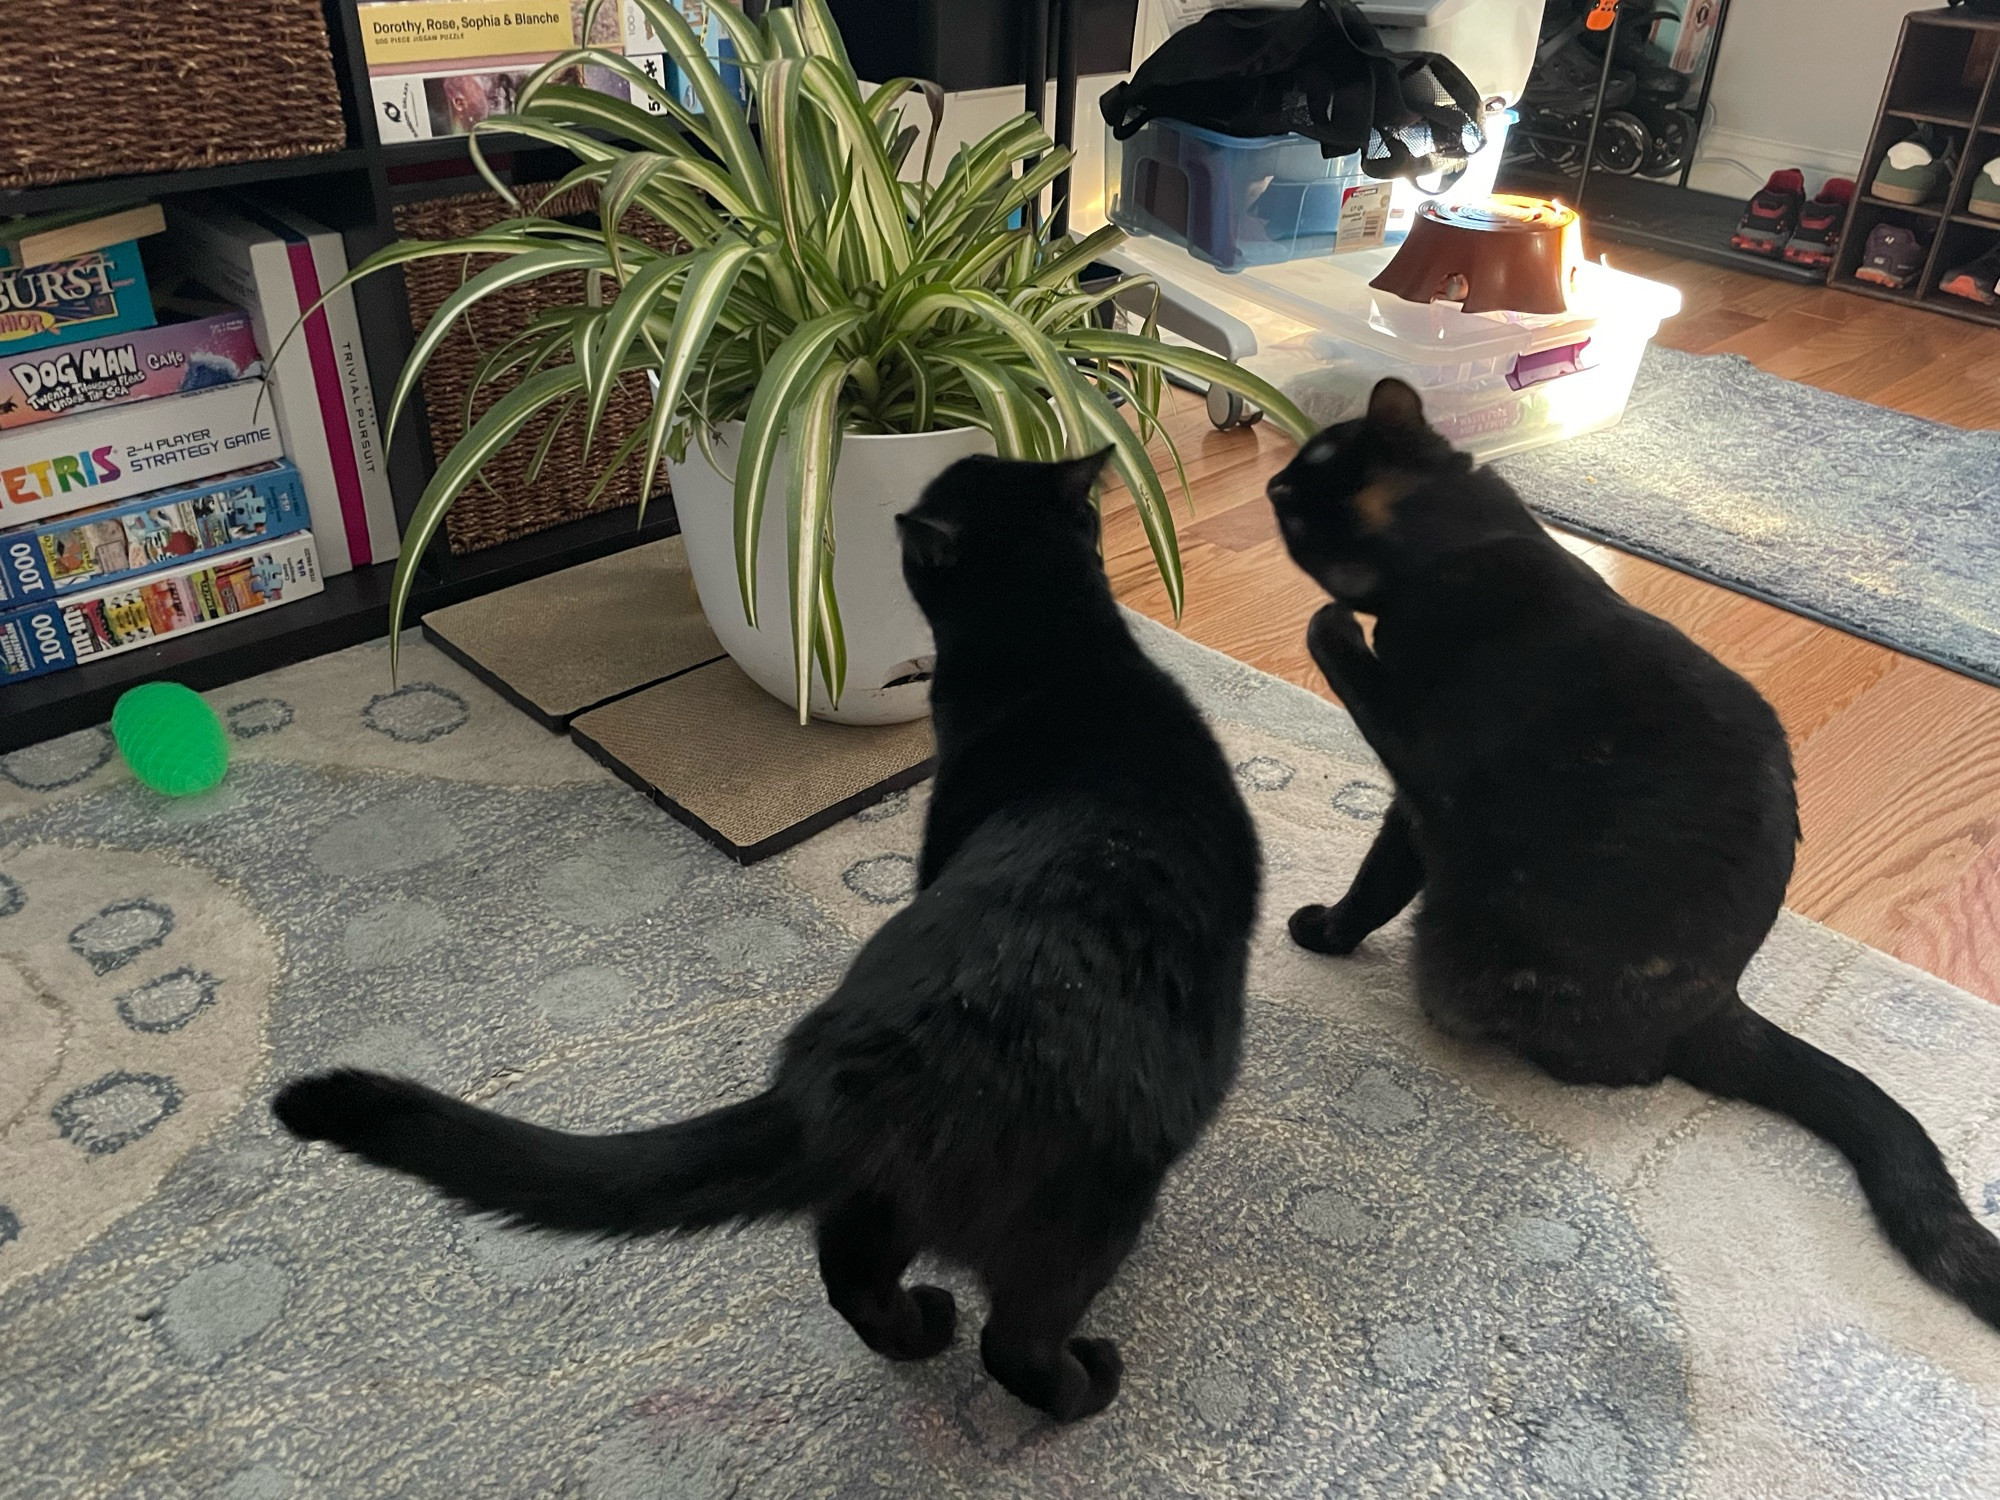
left=1054, top=446, right=1116, bottom=506
left=1366, top=379, right=1425, bottom=432
left=895, top=510, right=961, bottom=568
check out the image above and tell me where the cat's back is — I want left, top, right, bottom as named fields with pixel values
left=1397, top=537, right=1796, bottom=928
left=784, top=646, right=1258, bottom=1172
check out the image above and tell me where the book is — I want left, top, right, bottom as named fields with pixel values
left=0, top=530, right=323, bottom=684
left=0, top=241, right=155, bottom=357
left=0, top=460, right=309, bottom=606
left=155, top=198, right=398, bottom=577
left=357, top=0, right=574, bottom=69
left=362, top=0, right=641, bottom=141
left=0, top=378, right=283, bottom=529
left=0, top=204, right=167, bottom=270
left=0, top=311, right=265, bottom=431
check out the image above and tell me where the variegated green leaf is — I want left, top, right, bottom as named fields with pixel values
left=732, top=309, right=867, bottom=625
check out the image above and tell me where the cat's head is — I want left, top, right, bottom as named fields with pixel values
left=896, top=449, right=1112, bottom=623
left=1265, top=379, right=1533, bottom=609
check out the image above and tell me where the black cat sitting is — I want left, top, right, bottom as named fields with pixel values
left=1267, top=377, right=2000, bottom=1330
left=274, top=450, right=1262, bottom=1421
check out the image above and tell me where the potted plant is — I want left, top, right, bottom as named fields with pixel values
left=364, top=0, right=1312, bottom=723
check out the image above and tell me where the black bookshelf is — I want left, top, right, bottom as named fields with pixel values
left=0, top=501, right=681, bottom=753
left=0, top=0, right=671, bottom=744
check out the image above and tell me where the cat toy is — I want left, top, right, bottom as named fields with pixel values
left=111, top=680, right=229, bottom=797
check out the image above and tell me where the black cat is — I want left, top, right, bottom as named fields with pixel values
left=1267, top=377, right=2000, bottom=1330
left=274, top=450, right=1263, bottom=1420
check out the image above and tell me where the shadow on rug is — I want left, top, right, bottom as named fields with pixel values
left=1498, top=345, right=2000, bottom=688
left=1, top=621, right=1997, bottom=1498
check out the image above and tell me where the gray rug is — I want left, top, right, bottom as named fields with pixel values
left=1498, top=345, right=2000, bottom=687
left=4, top=622, right=2000, bottom=1499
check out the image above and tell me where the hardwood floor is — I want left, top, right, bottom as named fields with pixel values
left=1100, top=247, right=2000, bottom=1004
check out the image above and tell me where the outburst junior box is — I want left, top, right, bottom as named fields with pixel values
left=0, top=241, right=155, bottom=356
left=0, top=530, right=323, bottom=684
left=0, top=378, right=284, bottom=528
left=0, top=460, right=309, bottom=606
left=0, top=312, right=264, bottom=430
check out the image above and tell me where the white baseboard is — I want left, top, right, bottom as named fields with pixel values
left=1685, top=127, right=1865, bottom=198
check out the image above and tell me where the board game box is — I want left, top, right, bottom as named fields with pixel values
left=0, top=460, right=309, bottom=606
left=0, top=311, right=264, bottom=430
left=0, top=241, right=155, bottom=357
left=0, top=530, right=323, bottom=683
left=0, top=377, right=284, bottom=529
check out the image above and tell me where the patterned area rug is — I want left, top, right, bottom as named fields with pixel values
left=3, top=621, right=1999, bottom=1499
left=1498, top=346, right=2000, bottom=688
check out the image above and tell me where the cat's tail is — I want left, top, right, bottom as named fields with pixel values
left=1666, top=998, right=2000, bottom=1331
left=272, top=1069, right=819, bottom=1237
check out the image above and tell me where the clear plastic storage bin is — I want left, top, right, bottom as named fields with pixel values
left=1245, top=256, right=1681, bottom=460
left=1109, top=236, right=1682, bottom=462
left=1105, top=120, right=1388, bottom=271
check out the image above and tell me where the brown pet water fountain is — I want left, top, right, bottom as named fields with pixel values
left=1370, top=196, right=1584, bottom=315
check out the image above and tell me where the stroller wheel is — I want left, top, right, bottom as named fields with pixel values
left=1526, top=108, right=1585, bottom=171
left=1639, top=107, right=1696, bottom=177
left=1593, top=111, right=1650, bottom=175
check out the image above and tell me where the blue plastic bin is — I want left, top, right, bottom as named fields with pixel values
left=1106, top=120, right=1372, bottom=271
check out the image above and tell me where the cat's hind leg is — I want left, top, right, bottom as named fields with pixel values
left=978, top=1221, right=1142, bottom=1422
left=816, top=1192, right=957, bottom=1361
left=1292, top=798, right=1424, bottom=955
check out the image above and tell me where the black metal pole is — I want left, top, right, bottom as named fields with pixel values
left=1573, top=0, right=1623, bottom=213
left=1051, top=0, right=1079, bottom=238
left=1024, top=0, right=1051, bottom=232
left=1677, top=0, right=1733, bottom=190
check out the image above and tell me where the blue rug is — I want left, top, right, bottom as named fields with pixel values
left=6, top=625, right=2000, bottom=1496
left=1497, top=346, right=2000, bottom=687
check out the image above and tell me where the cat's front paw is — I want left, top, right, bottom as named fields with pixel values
left=899, top=1284, right=958, bottom=1360
left=1058, top=1337, right=1123, bottom=1421
left=1307, top=602, right=1367, bottom=659
left=1290, top=903, right=1364, bottom=956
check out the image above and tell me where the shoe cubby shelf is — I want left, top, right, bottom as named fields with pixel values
left=1835, top=9, right=2000, bottom=325
left=1888, top=107, right=1979, bottom=128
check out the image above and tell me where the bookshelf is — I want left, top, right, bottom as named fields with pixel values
left=0, top=0, right=680, bottom=751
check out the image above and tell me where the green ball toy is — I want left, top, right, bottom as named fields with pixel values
left=111, top=682, right=230, bottom=797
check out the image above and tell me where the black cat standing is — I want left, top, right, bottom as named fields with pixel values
left=275, top=451, right=1262, bottom=1422
left=1269, top=378, right=2000, bottom=1329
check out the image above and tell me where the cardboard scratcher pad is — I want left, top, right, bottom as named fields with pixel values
left=570, top=659, right=936, bottom=864
left=421, top=537, right=724, bottom=728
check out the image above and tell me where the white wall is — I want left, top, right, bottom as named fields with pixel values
left=1685, top=0, right=1905, bottom=195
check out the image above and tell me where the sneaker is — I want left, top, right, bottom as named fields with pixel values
left=1969, top=155, right=2000, bottom=220
left=1853, top=222, right=1928, bottom=289
left=1939, top=241, right=2000, bottom=304
left=1783, top=177, right=1855, bottom=268
left=1873, top=126, right=1957, bottom=205
left=1730, top=168, right=1806, bottom=256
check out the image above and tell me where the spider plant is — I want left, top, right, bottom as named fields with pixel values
left=358, top=0, right=1312, bottom=720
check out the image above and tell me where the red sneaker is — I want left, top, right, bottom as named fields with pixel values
left=1783, top=177, right=1855, bottom=269
left=1730, top=168, right=1806, bottom=257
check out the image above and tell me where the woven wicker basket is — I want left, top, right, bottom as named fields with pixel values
left=0, top=1, right=347, bottom=190
left=395, top=189, right=679, bottom=556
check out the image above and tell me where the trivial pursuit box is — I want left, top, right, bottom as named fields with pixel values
left=0, top=460, right=309, bottom=606
left=0, top=312, right=264, bottom=430
left=0, top=241, right=155, bottom=357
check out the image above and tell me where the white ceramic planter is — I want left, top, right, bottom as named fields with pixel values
left=667, top=423, right=995, bottom=725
